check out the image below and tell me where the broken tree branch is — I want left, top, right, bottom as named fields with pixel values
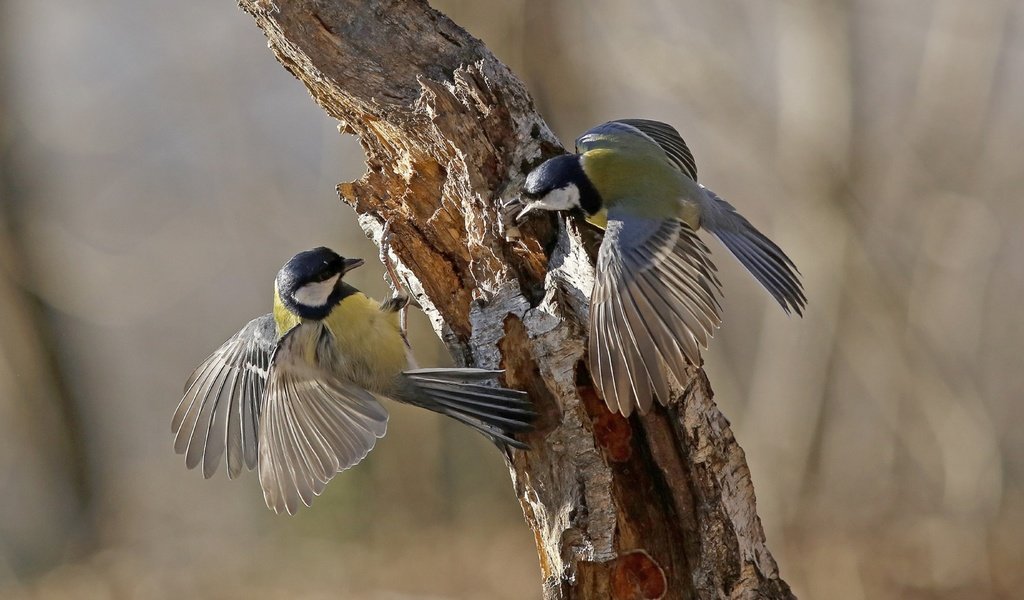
left=236, top=1, right=793, bottom=598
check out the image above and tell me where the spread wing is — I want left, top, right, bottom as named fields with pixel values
left=173, top=314, right=276, bottom=479
left=699, top=187, right=806, bottom=315
left=258, top=323, right=389, bottom=515
left=577, top=119, right=698, bottom=181
left=590, top=210, right=722, bottom=416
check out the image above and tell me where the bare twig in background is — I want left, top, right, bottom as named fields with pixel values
left=236, top=1, right=792, bottom=597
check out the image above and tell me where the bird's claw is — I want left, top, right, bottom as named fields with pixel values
left=500, top=197, right=527, bottom=240
left=379, top=218, right=415, bottom=339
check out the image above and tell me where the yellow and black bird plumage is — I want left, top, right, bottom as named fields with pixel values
left=173, top=247, right=533, bottom=514
left=519, top=119, right=805, bottom=416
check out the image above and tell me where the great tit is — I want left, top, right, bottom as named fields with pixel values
left=172, top=247, right=533, bottom=514
left=518, top=119, right=805, bottom=417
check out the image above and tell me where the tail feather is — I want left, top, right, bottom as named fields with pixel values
left=698, top=187, right=807, bottom=315
left=404, top=367, right=504, bottom=380
left=400, top=369, right=534, bottom=449
left=411, top=380, right=532, bottom=409
left=443, top=412, right=530, bottom=449
left=410, top=384, right=535, bottom=418
left=423, top=395, right=533, bottom=430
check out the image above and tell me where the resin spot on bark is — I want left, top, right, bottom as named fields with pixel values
left=610, top=550, right=667, bottom=600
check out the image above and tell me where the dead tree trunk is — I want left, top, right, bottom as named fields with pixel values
left=237, top=1, right=793, bottom=598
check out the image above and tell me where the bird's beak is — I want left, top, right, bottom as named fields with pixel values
left=341, top=257, right=365, bottom=273
left=515, top=202, right=539, bottom=224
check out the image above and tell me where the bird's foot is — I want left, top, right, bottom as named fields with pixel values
left=379, top=294, right=411, bottom=314
left=378, top=218, right=421, bottom=338
left=501, top=197, right=527, bottom=240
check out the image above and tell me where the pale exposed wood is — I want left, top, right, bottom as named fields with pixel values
left=236, top=1, right=793, bottom=597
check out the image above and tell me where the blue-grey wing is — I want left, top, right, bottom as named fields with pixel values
left=590, top=210, right=722, bottom=416
left=174, top=314, right=277, bottom=479
left=699, top=186, right=806, bottom=315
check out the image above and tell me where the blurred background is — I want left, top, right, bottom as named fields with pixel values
left=1, top=0, right=1021, bottom=598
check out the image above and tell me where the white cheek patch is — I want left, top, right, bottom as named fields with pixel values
left=292, top=274, right=340, bottom=307
left=517, top=184, right=582, bottom=221
left=542, top=184, right=581, bottom=211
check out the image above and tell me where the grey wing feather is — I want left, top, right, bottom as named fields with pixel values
left=698, top=187, right=806, bottom=315
left=172, top=314, right=276, bottom=479
left=258, top=323, right=388, bottom=515
left=577, top=119, right=699, bottom=181
left=590, top=211, right=722, bottom=416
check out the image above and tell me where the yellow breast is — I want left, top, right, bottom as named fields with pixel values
left=322, top=293, right=408, bottom=386
left=586, top=208, right=608, bottom=229
left=272, top=286, right=408, bottom=391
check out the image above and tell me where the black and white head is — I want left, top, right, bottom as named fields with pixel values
left=275, top=247, right=364, bottom=320
left=517, top=154, right=602, bottom=222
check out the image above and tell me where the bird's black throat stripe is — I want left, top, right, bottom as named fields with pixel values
left=575, top=163, right=603, bottom=216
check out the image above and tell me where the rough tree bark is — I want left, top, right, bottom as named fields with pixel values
left=237, top=1, right=794, bottom=598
